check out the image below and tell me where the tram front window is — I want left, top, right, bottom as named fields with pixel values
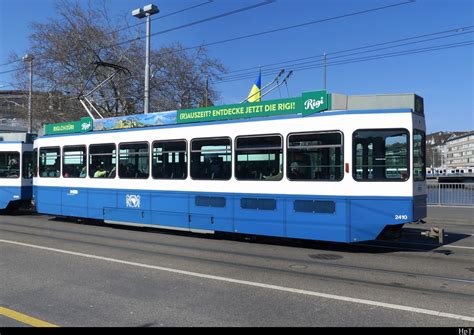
left=353, top=129, right=409, bottom=181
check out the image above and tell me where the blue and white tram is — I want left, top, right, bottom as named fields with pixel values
left=0, top=138, right=34, bottom=210
left=33, top=95, right=427, bottom=243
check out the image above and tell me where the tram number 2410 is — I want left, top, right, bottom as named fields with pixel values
left=395, top=214, right=408, bottom=220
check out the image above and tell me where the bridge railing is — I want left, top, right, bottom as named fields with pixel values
left=427, top=182, right=474, bottom=207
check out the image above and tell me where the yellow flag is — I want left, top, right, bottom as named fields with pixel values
left=247, top=72, right=261, bottom=102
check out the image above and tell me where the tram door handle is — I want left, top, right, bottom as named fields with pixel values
left=345, top=163, right=349, bottom=173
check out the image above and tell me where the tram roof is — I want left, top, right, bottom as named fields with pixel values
left=42, top=91, right=423, bottom=138
left=0, top=132, right=36, bottom=143
left=40, top=108, right=416, bottom=139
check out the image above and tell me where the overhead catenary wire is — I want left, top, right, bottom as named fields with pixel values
left=0, top=0, right=273, bottom=69
left=218, top=40, right=474, bottom=83
left=0, top=0, right=216, bottom=68
left=216, top=40, right=474, bottom=84
left=219, top=27, right=474, bottom=82
left=220, top=32, right=474, bottom=82
left=224, top=25, right=474, bottom=76
left=0, top=0, right=414, bottom=82
left=0, top=0, right=411, bottom=71
left=107, top=0, right=276, bottom=50
left=133, top=0, right=418, bottom=63
left=111, top=0, right=215, bottom=35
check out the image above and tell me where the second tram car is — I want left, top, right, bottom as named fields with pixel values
left=0, top=133, right=34, bottom=210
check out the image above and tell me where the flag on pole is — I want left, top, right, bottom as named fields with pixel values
left=246, top=70, right=261, bottom=102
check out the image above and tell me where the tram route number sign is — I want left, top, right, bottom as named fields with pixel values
left=44, top=117, right=93, bottom=135
left=177, top=90, right=329, bottom=124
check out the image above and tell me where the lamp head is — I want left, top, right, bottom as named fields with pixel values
left=132, top=8, right=146, bottom=18
left=143, top=4, right=159, bottom=15
left=22, top=54, right=34, bottom=62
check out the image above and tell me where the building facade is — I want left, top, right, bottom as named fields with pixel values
left=445, top=131, right=474, bottom=169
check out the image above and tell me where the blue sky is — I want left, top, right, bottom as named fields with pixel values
left=0, top=0, right=473, bottom=133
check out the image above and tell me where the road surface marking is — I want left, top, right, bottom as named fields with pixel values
left=360, top=241, right=474, bottom=251
left=1, top=238, right=473, bottom=323
left=446, top=245, right=474, bottom=250
left=0, top=307, right=58, bottom=327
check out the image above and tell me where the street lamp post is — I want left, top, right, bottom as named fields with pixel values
left=132, top=4, right=159, bottom=114
left=22, top=54, right=34, bottom=133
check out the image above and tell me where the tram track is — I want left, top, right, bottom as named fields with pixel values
left=2, top=216, right=473, bottom=265
left=3, top=215, right=474, bottom=258
left=1, top=218, right=473, bottom=300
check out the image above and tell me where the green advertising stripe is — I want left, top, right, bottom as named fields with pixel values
left=43, top=91, right=329, bottom=134
left=177, top=97, right=301, bottom=123
left=44, top=117, right=93, bottom=135
left=44, top=121, right=79, bottom=135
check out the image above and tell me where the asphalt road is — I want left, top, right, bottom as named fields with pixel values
left=0, top=206, right=473, bottom=327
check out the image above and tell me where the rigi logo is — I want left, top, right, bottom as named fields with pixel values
left=81, top=122, right=91, bottom=131
left=126, top=194, right=141, bottom=208
left=304, top=97, right=325, bottom=110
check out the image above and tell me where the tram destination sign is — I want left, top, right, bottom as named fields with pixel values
left=44, top=117, right=93, bottom=135
left=177, top=90, right=329, bottom=124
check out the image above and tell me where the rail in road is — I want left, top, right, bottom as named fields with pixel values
left=0, top=209, right=473, bottom=327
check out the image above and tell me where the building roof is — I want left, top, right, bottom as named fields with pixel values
left=446, top=130, right=474, bottom=143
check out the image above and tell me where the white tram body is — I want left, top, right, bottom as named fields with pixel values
left=33, top=94, right=427, bottom=243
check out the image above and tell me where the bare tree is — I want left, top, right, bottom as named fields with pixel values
left=8, top=0, right=225, bottom=128
left=147, top=44, right=225, bottom=111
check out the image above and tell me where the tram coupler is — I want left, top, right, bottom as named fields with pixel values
left=421, top=227, right=444, bottom=244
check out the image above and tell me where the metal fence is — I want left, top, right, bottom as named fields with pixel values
left=427, top=183, right=474, bottom=206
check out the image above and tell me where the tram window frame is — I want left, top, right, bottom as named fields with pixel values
left=190, top=137, right=232, bottom=180
left=118, top=142, right=150, bottom=179
left=39, top=147, right=61, bottom=178
left=63, top=145, right=87, bottom=178
left=89, top=143, right=117, bottom=179
left=286, top=131, right=344, bottom=182
left=0, top=151, right=20, bottom=179
left=22, top=151, right=34, bottom=179
left=152, top=139, right=187, bottom=180
left=32, top=148, right=38, bottom=177
left=413, top=129, right=426, bottom=181
left=352, top=128, right=410, bottom=182
left=235, top=134, right=283, bottom=181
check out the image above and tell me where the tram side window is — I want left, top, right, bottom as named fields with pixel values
left=235, top=135, right=283, bottom=181
left=89, top=144, right=116, bottom=178
left=413, top=130, right=426, bottom=181
left=191, top=137, right=231, bottom=180
left=0, top=151, right=20, bottom=178
left=152, top=140, right=187, bottom=179
left=119, top=142, right=149, bottom=179
left=39, top=147, right=61, bottom=178
left=287, top=132, right=343, bottom=181
left=63, top=145, right=86, bottom=178
left=353, top=129, right=409, bottom=181
left=22, top=151, right=34, bottom=179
